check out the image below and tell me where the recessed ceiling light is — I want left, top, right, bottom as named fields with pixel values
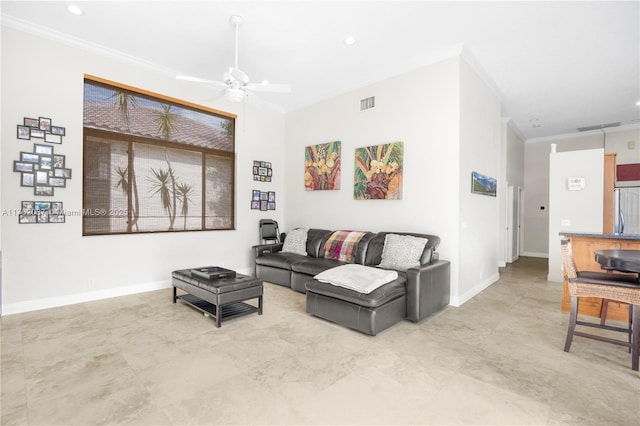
left=344, top=36, right=356, bottom=46
left=636, top=99, right=640, bottom=106
left=67, top=4, right=83, bottom=16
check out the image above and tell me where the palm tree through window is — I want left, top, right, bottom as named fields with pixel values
left=82, top=76, right=236, bottom=235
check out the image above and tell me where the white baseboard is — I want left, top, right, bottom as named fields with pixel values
left=547, top=272, right=564, bottom=283
left=521, top=251, right=548, bottom=258
left=449, top=272, right=500, bottom=307
left=1, top=280, right=172, bottom=315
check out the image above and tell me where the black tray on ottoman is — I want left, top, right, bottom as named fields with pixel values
left=172, top=268, right=263, bottom=327
left=190, top=266, right=236, bottom=280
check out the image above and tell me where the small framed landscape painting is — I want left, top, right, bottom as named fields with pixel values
left=471, top=171, right=497, bottom=196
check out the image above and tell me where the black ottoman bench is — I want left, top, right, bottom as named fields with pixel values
left=172, top=268, right=263, bottom=327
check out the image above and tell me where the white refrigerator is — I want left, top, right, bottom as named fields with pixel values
left=613, top=187, right=640, bottom=235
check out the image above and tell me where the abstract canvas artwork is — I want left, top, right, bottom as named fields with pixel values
left=354, top=142, right=403, bottom=200
left=304, top=141, right=341, bottom=190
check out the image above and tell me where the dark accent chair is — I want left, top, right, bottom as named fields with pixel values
left=259, top=219, right=280, bottom=244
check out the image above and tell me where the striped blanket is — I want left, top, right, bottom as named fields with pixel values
left=323, top=230, right=369, bottom=263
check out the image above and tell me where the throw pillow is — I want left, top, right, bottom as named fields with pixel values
left=281, top=227, right=309, bottom=256
left=323, top=230, right=369, bottom=263
left=378, top=234, right=428, bottom=271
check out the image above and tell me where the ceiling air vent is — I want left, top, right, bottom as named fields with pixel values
left=577, top=122, right=621, bottom=132
left=360, top=96, right=375, bottom=111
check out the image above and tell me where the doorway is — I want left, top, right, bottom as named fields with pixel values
left=506, top=184, right=523, bottom=263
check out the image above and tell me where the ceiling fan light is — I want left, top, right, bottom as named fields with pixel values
left=225, top=88, right=245, bottom=102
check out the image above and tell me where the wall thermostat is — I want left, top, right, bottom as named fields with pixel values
left=566, top=176, right=585, bottom=191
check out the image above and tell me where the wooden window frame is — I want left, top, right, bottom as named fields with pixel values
left=82, top=75, right=236, bottom=236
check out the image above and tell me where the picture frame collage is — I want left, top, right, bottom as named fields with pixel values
left=19, top=201, right=65, bottom=224
left=251, top=160, right=275, bottom=211
left=14, top=116, right=71, bottom=199
left=251, top=190, right=276, bottom=211
left=14, top=143, right=72, bottom=196
left=253, top=160, right=272, bottom=182
left=18, top=116, right=65, bottom=144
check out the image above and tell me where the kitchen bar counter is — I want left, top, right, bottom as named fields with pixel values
left=560, top=232, right=640, bottom=240
left=559, top=232, right=640, bottom=321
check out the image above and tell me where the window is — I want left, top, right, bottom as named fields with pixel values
left=82, top=76, right=235, bottom=235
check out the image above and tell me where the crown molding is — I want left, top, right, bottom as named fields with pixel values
left=1, top=14, right=178, bottom=78
left=501, top=117, right=527, bottom=142
left=526, top=122, right=640, bottom=144
left=460, top=45, right=504, bottom=103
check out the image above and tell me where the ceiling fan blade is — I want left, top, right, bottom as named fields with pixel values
left=176, top=74, right=216, bottom=83
left=245, top=83, right=292, bottom=93
left=177, top=75, right=230, bottom=91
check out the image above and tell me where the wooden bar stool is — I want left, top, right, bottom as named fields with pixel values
left=561, top=240, right=640, bottom=371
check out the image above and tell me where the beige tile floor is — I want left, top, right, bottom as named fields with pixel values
left=1, top=257, right=639, bottom=425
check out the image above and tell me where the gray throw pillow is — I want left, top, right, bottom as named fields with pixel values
left=281, top=228, right=309, bottom=256
left=378, top=234, right=428, bottom=271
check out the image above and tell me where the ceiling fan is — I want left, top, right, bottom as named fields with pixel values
left=177, top=15, right=291, bottom=103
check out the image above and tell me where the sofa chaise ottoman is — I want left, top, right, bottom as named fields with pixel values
left=253, top=228, right=450, bottom=335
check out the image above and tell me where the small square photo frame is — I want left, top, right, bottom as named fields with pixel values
left=260, top=200, right=268, bottom=211
left=45, top=133, right=62, bottom=144
left=14, top=161, right=34, bottom=173
left=50, top=125, right=66, bottom=136
left=267, top=202, right=276, bottom=210
left=36, top=210, right=50, bottom=223
left=35, top=170, right=49, bottom=185
left=24, top=117, right=39, bottom=128
left=49, top=177, right=66, bottom=188
left=21, top=172, right=34, bottom=187
left=34, top=201, right=51, bottom=212
left=39, top=117, right=52, bottom=132
left=252, top=189, right=260, bottom=201
left=34, top=144, right=53, bottom=155
left=17, top=125, right=31, bottom=140
left=19, top=213, right=37, bottom=224
left=20, top=152, right=39, bottom=163
left=53, top=154, right=65, bottom=168
left=49, top=214, right=65, bottom=223
left=251, top=200, right=260, bottom=210
left=34, top=186, right=54, bottom=196
left=30, top=128, right=45, bottom=139
left=53, top=168, right=72, bottom=179
left=268, top=191, right=275, bottom=202
left=39, top=156, right=53, bottom=170
left=21, top=201, right=35, bottom=213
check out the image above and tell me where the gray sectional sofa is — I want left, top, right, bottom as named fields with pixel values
left=253, top=228, right=450, bottom=335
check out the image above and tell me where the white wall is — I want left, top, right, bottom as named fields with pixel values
left=504, top=121, right=525, bottom=262
left=523, top=126, right=639, bottom=257
left=604, top=127, right=640, bottom=165
left=284, top=56, right=501, bottom=306
left=457, top=59, right=502, bottom=302
left=1, top=27, right=285, bottom=314
left=284, top=57, right=460, bottom=256
left=547, top=148, right=604, bottom=281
